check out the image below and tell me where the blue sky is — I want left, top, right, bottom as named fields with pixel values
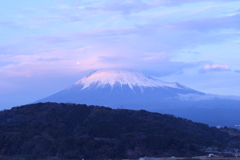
left=1, top=0, right=240, bottom=109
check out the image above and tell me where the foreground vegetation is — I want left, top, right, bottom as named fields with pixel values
left=0, top=102, right=240, bottom=160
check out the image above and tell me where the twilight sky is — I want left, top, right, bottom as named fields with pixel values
left=1, top=0, right=240, bottom=109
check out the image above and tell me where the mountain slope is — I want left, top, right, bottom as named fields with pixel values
left=38, top=69, right=203, bottom=108
left=1, top=102, right=240, bottom=159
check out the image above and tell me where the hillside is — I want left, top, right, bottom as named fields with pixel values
left=0, top=102, right=240, bottom=160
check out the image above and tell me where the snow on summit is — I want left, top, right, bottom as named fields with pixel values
left=37, top=68, right=204, bottom=109
left=75, top=69, right=180, bottom=90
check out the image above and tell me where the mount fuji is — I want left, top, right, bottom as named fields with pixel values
left=37, top=69, right=203, bottom=107
left=37, top=69, right=240, bottom=127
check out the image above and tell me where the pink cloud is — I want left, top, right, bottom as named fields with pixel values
left=204, top=64, right=230, bottom=70
left=0, top=44, right=199, bottom=79
left=200, top=64, right=231, bottom=73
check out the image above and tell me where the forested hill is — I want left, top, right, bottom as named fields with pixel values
left=0, top=102, right=240, bottom=160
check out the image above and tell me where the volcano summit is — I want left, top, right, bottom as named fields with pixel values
left=38, top=69, right=203, bottom=108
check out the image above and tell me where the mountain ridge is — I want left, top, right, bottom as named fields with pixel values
left=1, top=102, right=240, bottom=159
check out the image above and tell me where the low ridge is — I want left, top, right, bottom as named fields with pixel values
left=1, top=102, right=240, bottom=159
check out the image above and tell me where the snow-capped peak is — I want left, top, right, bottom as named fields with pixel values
left=74, top=69, right=181, bottom=90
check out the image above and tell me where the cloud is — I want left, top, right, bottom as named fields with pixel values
left=0, top=44, right=201, bottom=79
left=2, top=15, right=234, bottom=78
left=96, top=53, right=199, bottom=76
left=178, top=93, right=217, bottom=101
left=235, top=70, right=240, bottom=73
left=2, top=0, right=239, bottom=35
left=97, top=1, right=151, bottom=15
left=174, top=14, right=240, bottom=32
left=97, top=56, right=127, bottom=64
left=35, top=35, right=71, bottom=43
left=200, top=64, right=231, bottom=73
left=37, top=58, right=62, bottom=62
left=153, top=0, right=240, bottom=6
left=0, top=20, right=29, bottom=33
left=82, top=0, right=240, bottom=14
left=1, top=0, right=239, bottom=79
left=178, top=93, right=240, bottom=101
left=30, top=23, right=231, bottom=54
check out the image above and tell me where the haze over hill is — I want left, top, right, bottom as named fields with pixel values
left=37, top=69, right=240, bottom=128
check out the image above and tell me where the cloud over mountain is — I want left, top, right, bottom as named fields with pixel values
left=1, top=0, right=240, bottom=108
